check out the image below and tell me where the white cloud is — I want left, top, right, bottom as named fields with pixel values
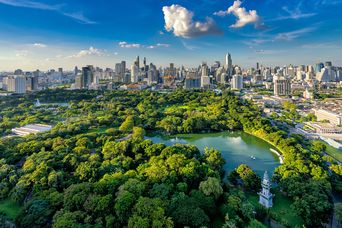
left=0, top=0, right=95, bottom=24
left=214, top=0, right=262, bottom=29
left=0, top=0, right=58, bottom=10
left=119, top=42, right=170, bottom=49
left=315, top=0, right=342, bottom=7
left=146, top=43, right=171, bottom=49
left=119, top=41, right=141, bottom=48
left=301, top=43, right=338, bottom=49
left=32, top=43, right=47, bottom=48
left=180, top=40, right=198, bottom=51
left=67, top=47, right=104, bottom=58
left=162, top=4, right=221, bottom=38
left=267, top=2, right=316, bottom=22
left=275, top=27, right=315, bottom=41
left=62, top=12, right=96, bottom=25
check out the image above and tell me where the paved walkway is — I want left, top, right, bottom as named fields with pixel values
left=115, top=133, right=132, bottom=142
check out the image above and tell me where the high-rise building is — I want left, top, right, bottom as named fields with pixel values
left=6, top=75, right=27, bottom=93
left=274, top=77, right=291, bottom=96
left=164, top=63, right=176, bottom=77
left=184, top=78, right=201, bottom=89
left=75, top=73, right=83, bottom=89
left=184, top=71, right=200, bottom=89
left=143, top=57, right=147, bottom=71
left=325, top=61, right=332, bottom=67
left=225, top=53, right=233, bottom=77
left=115, top=63, right=122, bottom=75
left=82, top=66, right=94, bottom=88
left=201, top=63, right=209, bottom=77
left=232, top=75, right=243, bottom=90
left=134, top=56, right=140, bottom=68
left=131, top=65, right=139, bottom=83
left=32, top=75, right=38, bottom=91
left=216, top=66, right=227, bottom=84
left=14, top=69, right=23, bottom=75
left=315, top=62, right=324, bottom=73
left=121, top=61, right=126, bottom=79
left=296, top=71, right=304, bottom=81
left=316, top=68, right=331, bottom=82
left=74, top=66, right=79, bottom=76
left=201, top=76, right=211, bottom=88
left=147, top=64, right=158, bottom=85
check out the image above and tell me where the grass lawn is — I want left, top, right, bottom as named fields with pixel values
left=325, top=144, right=342, bottom=162
left=246, top=191, right=303, bottom=227
left=87, top=127, right=111, bottom=134
left=0, top=199, right=21, bottom=220
left=270, top=192, right=303, bottom=227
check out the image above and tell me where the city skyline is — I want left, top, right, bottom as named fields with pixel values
left=0, top=0, right=342, bottom=70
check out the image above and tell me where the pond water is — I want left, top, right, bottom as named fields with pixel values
left=146, top=132, right=281, bottom=175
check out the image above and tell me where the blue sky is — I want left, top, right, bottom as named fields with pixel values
left=0, top=0, right=341, bottom=70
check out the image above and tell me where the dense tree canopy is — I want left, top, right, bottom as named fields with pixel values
left=0, top=89, right=338, bottom=227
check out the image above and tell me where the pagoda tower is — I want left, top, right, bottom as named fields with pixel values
left=258, top=171, right=273, bottom=208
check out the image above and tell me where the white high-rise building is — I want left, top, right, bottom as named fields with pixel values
left=201, top=63, right=209, bottom=77
left=6, top=75, right=27, bottom=94
left=201, top=76, right=210, bottom=88
left=131, top=65, right=139, bottom=83
left=231, top=75, right=243, bottom=90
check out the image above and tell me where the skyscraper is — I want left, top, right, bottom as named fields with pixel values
left=115, top=63, right=122, bottom=75
left=315, top=62, right=324, bottom=73
left=82, top=66, right=93, bottom=88
left=143, top=57, right=147, bottom=71
left=225, top=53, right=233, bottom=78
left=131, top=65, right=139, bottom=83
left=121, top=61, right=126, bottom=80
left=74, top=66, right=78, bottom=76
left=134, top=56, right=140, bottom=69
left=75, top=73, right=83, bottom=89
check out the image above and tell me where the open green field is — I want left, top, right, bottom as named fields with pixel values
left=270, top=192, right=303, bottom=227
left=325, top=144, right=342, bottom=162
left=0, top=199, right=21, bottom=220
left=87, top=127, right=111, bottom=134
left=246, top=191, right=303, bottom=227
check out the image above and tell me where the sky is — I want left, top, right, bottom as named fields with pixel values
left=0, top=0, right=342, bottom=71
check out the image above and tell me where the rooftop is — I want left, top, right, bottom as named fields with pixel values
left=12, top=124, right=52, bottom=136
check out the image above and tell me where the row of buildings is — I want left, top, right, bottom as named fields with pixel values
left=1, top=55, right=341, bottom=96
left=2, top=75, right=38, bottom=93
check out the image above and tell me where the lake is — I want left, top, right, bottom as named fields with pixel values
left=147, top=132, right=281, bottom=175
